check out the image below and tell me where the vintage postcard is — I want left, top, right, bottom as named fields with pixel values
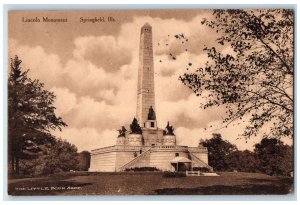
left=7, top=8, right=294, bottom=196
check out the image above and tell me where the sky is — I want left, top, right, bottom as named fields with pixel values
left=8, top=10, right=292, bottom=152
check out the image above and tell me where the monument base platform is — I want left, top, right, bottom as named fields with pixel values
left=89, top=145, right=211, bottom=172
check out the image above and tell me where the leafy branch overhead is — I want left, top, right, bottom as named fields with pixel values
left=179, top=9, right=294, bottom=139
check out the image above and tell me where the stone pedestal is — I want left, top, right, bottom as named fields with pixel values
left=127, top=133, right=143, bottom=146
left=116, top=136, right=125, bottom=145
left=163, top=134, right=176, bottom=146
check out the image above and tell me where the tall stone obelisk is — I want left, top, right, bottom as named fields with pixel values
left=136, top=23, right=155, bottom=127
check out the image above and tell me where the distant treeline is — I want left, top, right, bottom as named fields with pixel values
left=200, top=134, right=293, bottom=176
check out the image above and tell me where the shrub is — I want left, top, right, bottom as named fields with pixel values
left=162, top=171, right=186, bottom=178
left=192, top=167, right=212, bottom=172
left=125, top=167, right=160, bottom=172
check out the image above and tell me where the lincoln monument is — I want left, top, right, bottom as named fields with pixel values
left=89, top=23, right=211, bottom=172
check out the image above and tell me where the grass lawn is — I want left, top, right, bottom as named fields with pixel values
left=7, top=172, right=293, bottom=195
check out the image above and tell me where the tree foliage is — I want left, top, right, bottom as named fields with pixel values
left=42, top=138, right=79, bottom=174
left=254, top=138, right=293, bottom=176
left=180, top=9, right=294, bottom=139
left=8, top=56, right=67, bottom=175
left=19, top=138, right=79, bottom=176
left=226, top=150, right=258, bottom=172
left=200, top=134, right=293, bottom=175
left=200, top=133, right=237, bottom=171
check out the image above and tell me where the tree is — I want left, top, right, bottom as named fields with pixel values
left=200, top=133, right=237, bottom=171
left=19, top=138, right=79, bottom=175
left=8, top=56, right=67, bottom=175
left=226, top=150, right=258, bottom=172
left=42, top=138, right=79, bottom=174
left=254, top=138, right=293, bottom=176
left=180, top=9, right=294, bottom=139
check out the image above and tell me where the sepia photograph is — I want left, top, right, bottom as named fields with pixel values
left=7, top=8, right=294, bottom=196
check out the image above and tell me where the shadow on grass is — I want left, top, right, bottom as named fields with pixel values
left=154, top=177, right=293, bottom=195
left=8, top=172, right=294, bottom=195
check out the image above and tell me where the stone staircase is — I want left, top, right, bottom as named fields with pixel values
left=188, top=151, right=213, bottom=171
left=118, top=148, right=152, bottom=171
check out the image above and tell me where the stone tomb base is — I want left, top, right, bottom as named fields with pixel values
left=89, top=145, right=209, bottom=172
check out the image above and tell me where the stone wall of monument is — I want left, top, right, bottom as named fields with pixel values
left=127, top=134, right=143, bottom=146
left=117, top=150, right=151, bottom=170
left=142, top=128, right=164, bottom=146
left=89, top=152, right=117, bottom=172
left=189, top=147, right=209, bottom=167
left=149, top=151, right=190, bottom=171
left=192, top=152, right=209, bottom=164
left=163, top=135, right=176, bottom=146
left=89, top=148, right=209, bottom=172
left=125, top=150, right=189, bottom=171
left=115, top=151, right=136, bottom=170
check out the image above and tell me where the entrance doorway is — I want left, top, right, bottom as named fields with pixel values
left=170, top=156, right=192, bottom=171
left=171, top=162, right=191, bottom=171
